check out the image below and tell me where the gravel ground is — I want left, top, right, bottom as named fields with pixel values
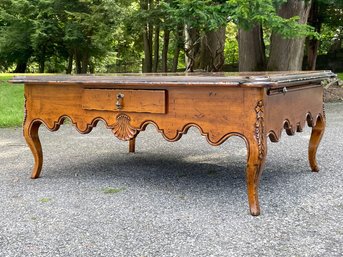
left=0, top=102, right=342, bottom=257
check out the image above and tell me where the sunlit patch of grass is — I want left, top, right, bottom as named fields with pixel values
left=0, top=73, right=55, bottom=128
left=39, top=198, right=52, bottom=203
left=0, top=75, right=24, bottom=127
left=102, top=187, right=126, bottom=194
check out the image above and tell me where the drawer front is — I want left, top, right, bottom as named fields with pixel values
left=82, top=89, right=166, bottom=114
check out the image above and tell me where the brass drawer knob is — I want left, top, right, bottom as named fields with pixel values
left=116, top=93, right=124, bottom=110
left=282, top=87, right=288, bottom=95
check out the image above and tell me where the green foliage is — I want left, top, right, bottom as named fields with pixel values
left=0, top=0, right=341, bottom=73
left=318, top=24, right=338, bottom=54
left=107, top=2, right=143, bottom=73
left=0, top=75, right=24, bottom=127
left=0, top=0, right=131, bottom=73
left=224, top=22, right=238, bottom=65
left=0, top=0, right=35, bottom=71
left=315, top=0, right=343, bottom=55
left=226, top=0, right=316, bottom=38
left=160, top=0, right=228, bottom=32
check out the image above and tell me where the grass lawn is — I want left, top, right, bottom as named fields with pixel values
left=0, top=74, right=24, bottom=128
left=338, top=73, right=343, bottom=81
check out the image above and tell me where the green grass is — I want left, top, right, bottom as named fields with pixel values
left=0, top=74, right=24, bottom=128
left=337, top=73, right=343, bottom=81
left=39, top=197, right=52, bottom=203
left=102, top=187, right=125, bottom=194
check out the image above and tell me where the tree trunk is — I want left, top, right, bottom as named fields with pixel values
left=89, top=60, right=95, bottom=74
left=306, top=38, right=320, bottom=70
left=185, top=26, right=200, bottom=71
left=66, top=53, right=73, bottom=74
left=38, top=60, right=45, bottom=73
left=172, top=47, right=180, bottom=72
left=162, top=29, right=170, bottom=72
left=141, top=0, right=153, bottom=73
left=14, top=61, right=27, bottom=73
left=199, top=27, right=226, bottom=71
left=152, top=25, right=160, bottom=72
left=267, top=0, right=312, bottom=71
left=239, top=25, right=266, bottom=71
left=81, top=53, right=89, bottom=74
left=172, top=26, right=184, bottom=72
left=75, top=51, right=82, bottom=74
left=185, top=27, right=226, bottom=72
left=142, top=26, right=153, bottom=73
left=38, top=47, right=46, bottom=73
left=306, top=0, right=321, bottom=70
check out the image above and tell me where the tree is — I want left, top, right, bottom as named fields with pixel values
left=31, top=0, right=64, bottom=73
left=267, top=0, right=313, bottom=71
left=306, top=0, right=343, bottom=70
left=0, top=0, right=36, bottom=72
left=159, top=0, right=228, bottom=72
left=1, top=0, right=340, bottom=74
left=60, top=0, right=119, bottom=73
left=231, top=0, right=315, bottom=71
left=0, top=0, right=126, bottom=73
left=238, top=25, right=266, bottom=71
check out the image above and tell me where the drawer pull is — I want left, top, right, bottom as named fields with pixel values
left=82, top=89, right=166, bottom=113
left=116, top=93, right=124, bottom=110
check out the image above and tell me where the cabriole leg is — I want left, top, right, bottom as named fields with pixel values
left=23, top=121, right=43, bottom=179
left=309, top=116, right=325, bottom=172
left=246, top=139, right=267, bottom=216
left=129, top=137, right=136, bottom=153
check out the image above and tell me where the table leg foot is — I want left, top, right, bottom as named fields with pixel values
left=24, top=121, right=43, bottom=179
left=309, top=116, right=325, bottom=172
left=246, top=140, right=267, bottom=216
left=129, top=138, right=136, bottom=153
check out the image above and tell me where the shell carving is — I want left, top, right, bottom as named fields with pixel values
left=112, top=114, right=138, bottom=141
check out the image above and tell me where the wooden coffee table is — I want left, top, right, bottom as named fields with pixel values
left=11, top=71, right=335, bottom=215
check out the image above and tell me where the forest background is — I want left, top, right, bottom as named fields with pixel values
left=0, top=0, right=342, bottom=74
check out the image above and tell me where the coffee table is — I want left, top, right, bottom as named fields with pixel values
left=11, top=71, right=335, bottom=215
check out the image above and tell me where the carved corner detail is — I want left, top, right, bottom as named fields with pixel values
left=255, top=100, right=265, bottom=160
left=22, top=94, right=28, bottom=136
left=112, top=114, right=138, bottom=141
left=322, top=95, right=326, bottom=119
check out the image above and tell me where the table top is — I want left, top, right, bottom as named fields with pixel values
left=10, top=71, right=336, bottom=88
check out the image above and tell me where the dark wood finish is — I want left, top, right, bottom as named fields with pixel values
left=129, top=138, right=136, bottom=153
left=11, top=71, right=335, bottom=216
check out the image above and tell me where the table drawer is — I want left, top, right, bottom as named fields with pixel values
left=82, top=89, right=166, bottom=114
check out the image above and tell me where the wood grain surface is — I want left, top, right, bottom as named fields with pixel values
left=17, top=71, right=333, bottom=216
